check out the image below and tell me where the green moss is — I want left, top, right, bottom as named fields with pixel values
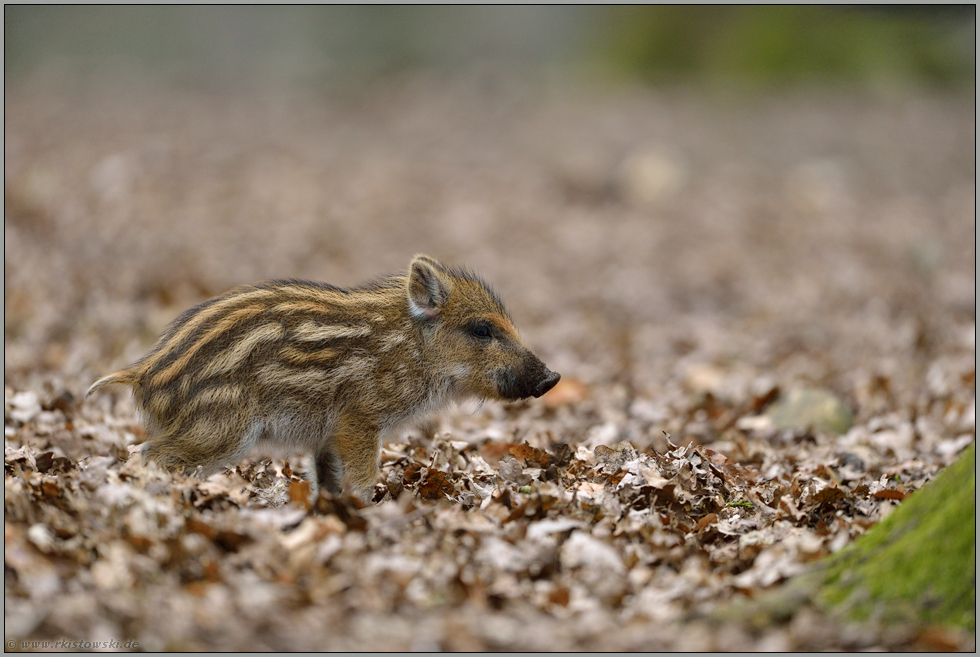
left=594, top=6, right=975, bottom=89
left=819, top=443, right=976, bottom=630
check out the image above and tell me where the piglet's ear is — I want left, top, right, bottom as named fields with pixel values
left=408, top=254, right=451, bottom=318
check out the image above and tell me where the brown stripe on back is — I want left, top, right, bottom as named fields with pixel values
left=292, top=320, right=372, bottom=342
left=272, top=300, right=340, bottom=317
left=150, top=305, right=266, bottom=386
left=140, top=288, right=278, bottom=372
left=141, top=389, right=173, bottom=420
left=277, top=345, right=340, bottom=365
left=183, top=384, right=245, bottom=414
left=196, top=322, right=286, bottom=379
left=272, top=283, right=346, bottom=303
left=256, top=362, right=338, bottom=390
left=274, top=283, right=400, bottom=309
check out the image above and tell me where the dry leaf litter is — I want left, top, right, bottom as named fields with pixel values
left=5, top=75, right=976, bottom=651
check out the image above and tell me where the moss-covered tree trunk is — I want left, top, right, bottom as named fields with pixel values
left=731, top=442, right=976, bottom=645
left=816, top=442, right=976, bottom=631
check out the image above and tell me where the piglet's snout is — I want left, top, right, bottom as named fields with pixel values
left=532, top=369, right=560, bottom=398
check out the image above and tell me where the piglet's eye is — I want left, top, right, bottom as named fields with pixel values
left=469, top=322, right=493, bottom=339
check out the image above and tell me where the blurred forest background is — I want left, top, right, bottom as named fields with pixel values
left=4, top=5, right=976, bottom=652
left=4, top=6, right=976, bottom=88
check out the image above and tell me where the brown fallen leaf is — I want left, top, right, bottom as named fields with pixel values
left=184, top=512, right=251, bottom=554
left=548, top=585, right=571, bottom=607
left=913, top=625, right=973, bottom=651
left=214, top=530, right=251, bottom=553
left=812, top=487, right=847, bottom=505
left=511, top=441, right=550, bottom=468
left=312, top=494, right=369, bottom=531
left=289, top=480, right=312, bottom=507
left=186, top=518, right=216, bottom=539
left=403, top=462, right=423, bottom=485
left=34, top=451, right=74, bottom=474
left=39, top=478, right=62, bottom=500
left=480, top=442, right=521, bottom=464
left=417, top=469, right=457, bottom=500
left=694, top=513, right=718, bottom=532
left=126, top=534, right=155, bottom=553
left=872, top=489, right=907, bottom=501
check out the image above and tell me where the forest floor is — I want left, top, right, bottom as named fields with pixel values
left=4, top=73, right=976, bottom=650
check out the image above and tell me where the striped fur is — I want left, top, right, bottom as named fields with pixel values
left=87, top=254, right=560, bottom=498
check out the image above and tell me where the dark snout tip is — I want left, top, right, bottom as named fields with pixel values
left=533, top=370, right=561, bottom=398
